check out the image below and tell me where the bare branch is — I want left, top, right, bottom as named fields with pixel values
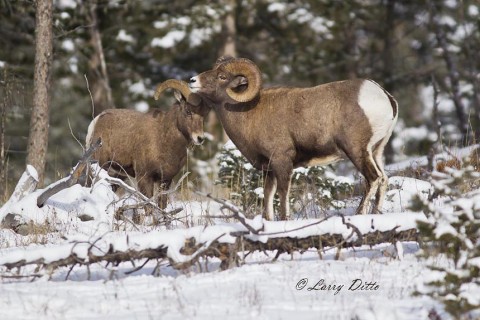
left=194, top=191, right=263, bottom=234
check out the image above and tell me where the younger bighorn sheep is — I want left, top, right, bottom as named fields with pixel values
left=189, top=56, right=398, bottom=220
left=86, top=80, right=209, bottom=209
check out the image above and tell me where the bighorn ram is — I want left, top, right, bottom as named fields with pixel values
left=189, top=56, right=398, bottom=220
left=86, top=80, right=209, bottom=209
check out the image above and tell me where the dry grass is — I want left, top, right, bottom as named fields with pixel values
left=435, top=146, right=479, bottom=173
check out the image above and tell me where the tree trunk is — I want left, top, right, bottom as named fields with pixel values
left=457, top=7, right=480, bottom=142
left=85, top=0, right=113, bottom=117
left=26, top=0, right=53, bottom=186
left=382, top=0, right=396, bottom=164
left=213, top=0, right=238, bottom=143
left=0, top=67, right=6, bottom=200
left=436, top=29, right=469, bottom=143
left=219, top=0, right=237, bottom=58
left=428, top=1, right=469, bottom=144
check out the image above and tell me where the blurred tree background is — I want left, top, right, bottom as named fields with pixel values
left=0, top=0, right=479, bottom=201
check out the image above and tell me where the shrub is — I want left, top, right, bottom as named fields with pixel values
left=216, top=142, right=353, bottom=217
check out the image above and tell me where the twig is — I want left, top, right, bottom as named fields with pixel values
left=103, top=171, right=189, bottom=207
left=340, top=214, right=363, bottom=243
left=125, top=258, right=150, bottom=275
left=202, top=214, right=236, bottom=219
left=194, top=191, right=263, bottom=234
left=84, top=74, right=95, bottom=119
left=67, top=117, right=84, bottom=152
left=256, top=216, right=332, bottom=237
left=171, top=232, right=226, bottom=270
left=161, top=172, right=190, bottom=196
left=0, top=274, right=44, bottom=280
left=65, top=263, right=76, bottom=280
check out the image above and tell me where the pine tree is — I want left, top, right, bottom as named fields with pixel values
left=415, top=162, right=480, bottom=319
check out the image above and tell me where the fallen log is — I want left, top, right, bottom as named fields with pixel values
left=0, top=213, right=424, bottom=277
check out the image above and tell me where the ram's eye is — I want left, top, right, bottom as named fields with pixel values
left=218, top=74, right=227, bottom=81
left=186, top=109, right=192, bottom=116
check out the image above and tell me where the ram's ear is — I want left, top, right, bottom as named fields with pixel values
left=187, top=93, right=202, bottom=106
left=174, top=90, right=186, bottom=104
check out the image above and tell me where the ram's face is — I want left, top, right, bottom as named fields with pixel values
left=189, top=66, right=235, bottom=103
left=189, top=57, right=262, bottom=104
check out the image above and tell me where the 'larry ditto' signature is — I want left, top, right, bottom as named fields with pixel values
left=296, top=278, right=379, bottom=295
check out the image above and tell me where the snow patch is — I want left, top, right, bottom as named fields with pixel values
left=116, top=30, right=135, bottom=43
left=134, top=101, right=149, bottom=112
left=267, top=3, right=286, bottom=13
left=383, top=176, right=433, bottom=213
left=151, top=30, right=186, bottom=48
left=61, top=39, right=74, bottom=52
left=56, top=0, right=77, bottom=9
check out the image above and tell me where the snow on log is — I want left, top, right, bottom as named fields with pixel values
left=0, top=213, right=426, bottom=274
left=0, top=165, right=38, bottom=224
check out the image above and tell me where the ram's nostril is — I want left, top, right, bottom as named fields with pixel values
left=197, top=136, right=205, bottom=144
left=189, top=77, right=196, bottom=84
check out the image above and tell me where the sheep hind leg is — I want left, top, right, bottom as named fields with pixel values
left=342, top=145, right=382, bottom=215
left=372, top=143, right=389, bottom=214
left=358, top=149, right=384, bottom=215
left=357, top=177, right=381, bottom=215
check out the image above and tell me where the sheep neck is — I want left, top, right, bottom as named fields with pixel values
left=213, top=101, right=259, bottom=162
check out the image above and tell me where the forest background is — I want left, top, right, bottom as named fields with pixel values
left=0, top=0, right=479, bottom=201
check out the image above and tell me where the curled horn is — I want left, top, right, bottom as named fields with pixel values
left=154, top=79, right=191, bottom=101
left=222, top=58, right=262, bottom=103
left=214, top=55, right=235, bottom=69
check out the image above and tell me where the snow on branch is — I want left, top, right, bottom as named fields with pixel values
left=37, top=138, right=102, bottom=208
left=0, top=212, right=425, bottom=277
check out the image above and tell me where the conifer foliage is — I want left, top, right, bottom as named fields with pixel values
left=416, top=163, right=480, bottom=319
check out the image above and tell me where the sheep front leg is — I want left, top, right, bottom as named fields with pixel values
left=271, top=158, right=293, bottom=221
left=263, top=171, right=277, bottom=221
left=153, top=180, right=172, bottom=209
left=275, top=171, right=292, bottom=221
left=137, top=175, right=154, bottom=200
left=135, top=175, right=156, bottom=220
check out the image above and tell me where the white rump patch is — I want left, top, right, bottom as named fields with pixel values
left=357, top=80, right=396, bottom=149
left=85, top=115, right=100, bottom=148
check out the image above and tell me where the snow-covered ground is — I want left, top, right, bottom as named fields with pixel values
left=0, top=243, right=448, bottom=320
left=2, top=148, right=477, bottom=319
